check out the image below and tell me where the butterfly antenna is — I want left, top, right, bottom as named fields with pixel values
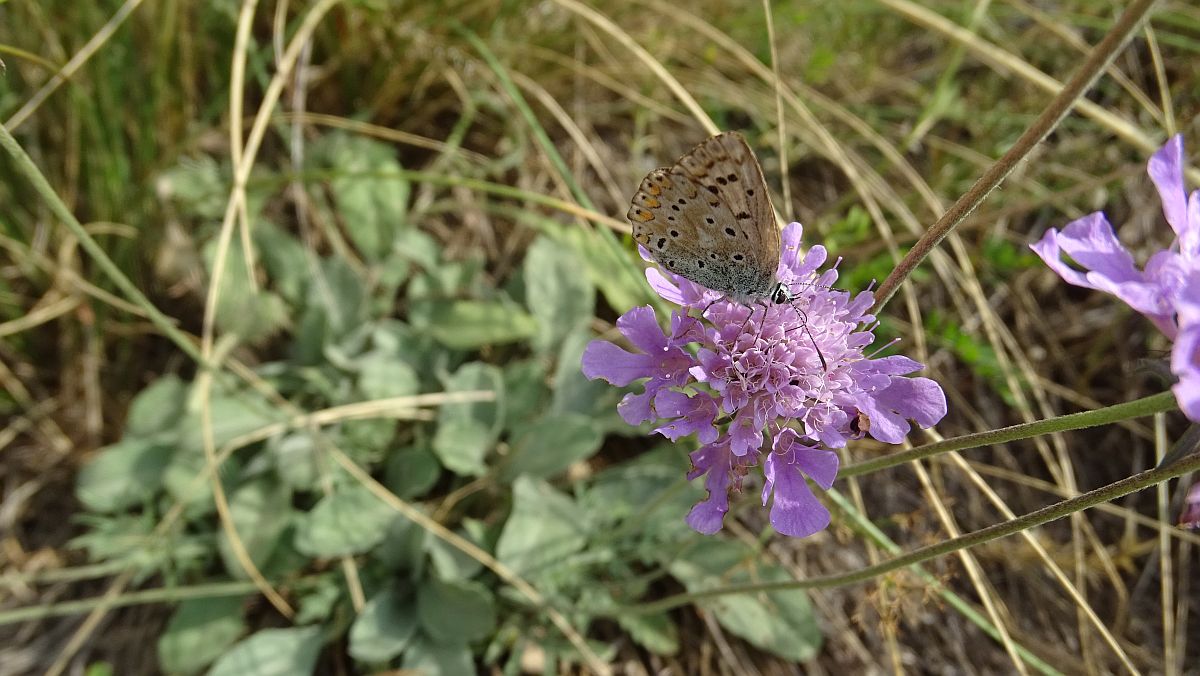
left=786, top=304, right=828, bottom=372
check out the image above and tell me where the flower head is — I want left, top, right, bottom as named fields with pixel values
left=583, top=223, right=947, bottom=537
left=1180, top=481, right=1200, bottom=530
left=1031, top=135, right=1200, bottom=420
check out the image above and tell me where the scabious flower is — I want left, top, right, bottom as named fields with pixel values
left=1030, top=135, right=1200, bottom=420
left=582, top=223, right=947, bottom=537
left=1180, top=481, right=1200, bottom=530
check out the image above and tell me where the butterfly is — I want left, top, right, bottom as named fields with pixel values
left=627, top=132, right=829, bottom=371
left=627, top=131, right=791, bottom=306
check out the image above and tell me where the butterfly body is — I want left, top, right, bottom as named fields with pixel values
left=628, top=131, right=782, bottom=305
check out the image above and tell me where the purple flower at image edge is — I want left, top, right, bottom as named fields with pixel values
left=1031, top=134, right=1200, bottom=422
left=582, top=222, right=947, bottom=537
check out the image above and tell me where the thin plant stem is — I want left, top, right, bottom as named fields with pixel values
left=872, top=0, right=1160, bottom=313
left=0, top=580, right=262, bottom=626
left=627, top=451, right=1200, bottom=614
left=842, top=391, right=1177, bottom=479
left=0, top=124, right=206, bottom=366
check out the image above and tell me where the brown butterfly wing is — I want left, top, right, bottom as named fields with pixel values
left=627, top=132, right=779, bottom=302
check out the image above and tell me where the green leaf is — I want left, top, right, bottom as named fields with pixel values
left=502, top=413, right=601, bottom=481
left=373, top=513, right=427, bottom=573
left=501, top=359, right=548, bottom=434
left=294, top=485, right=395, bottom=557
left=615, top=611, right=679, bottom=656
left=667, top=539, right=822, bottom=661
left=295, top=574, right=342, bottom=625
left=408, top=258, right=483, bottom=302
left=496, top=477, right=586, bottom=578
left=431, top=362, right=503, bottom=477
left=384, top=444, right=441, bottom=499
left=270, top=433, right=319, bottom=491
left=425, top=528, right=484, bottom=581
left=157, top=596, right=246, bottom=675
left=523, top=236, right=594, bottom=353
left=175, top=389, right=282, bottom=455
left=401, top=634, right=474, bottom=675
left=293, top=259, right=367, bottom=363
left=358, top=355, right=419, bottom=400
left=217, top=478, right=293, bottom=580
left=370, top=320, right=444, bottom=383
left=421, top=299, right=536, bottom=350
left=417, top=578, right=496, bottom=643
left=550, top=330, right=622, bottom=431
left=158, top=155, right=227, bottom=220
left=207, top=626, right=323, bottom=676
left=203, top=236, right=289, bottom=344
left=76, top=438, right=174, bottom=513
left=392, top=228, right=441, bottom=270
left=580, top=446, right=695, bottom=537
left=125, top=374, right=186, bottom=438
left=314, top=133, right=410, bottom=261
left=253, top=220, right=311, bottom=306
left=349, top=585, right=418, bottom=663
left=161, top=450, right=242, bottom=519
left=559, top=226, right=648, bottom=313
left=338, top=418, right=395, bottom=467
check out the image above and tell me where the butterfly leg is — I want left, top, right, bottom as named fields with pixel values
left=782, top=303, right=828, bottom=372
left=737, top=301, right=770, bottom=343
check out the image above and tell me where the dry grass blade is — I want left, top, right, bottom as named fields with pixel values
left=192, top=0, right=343, bottom=624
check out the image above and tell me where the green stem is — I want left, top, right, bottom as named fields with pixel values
left=0, top=123, right=208, bottom=366
left=842, top=391, right=1177, bottom=479
left=0, top=580, right=258, bottom=626
left=627, top=452, right=1200, bottom=614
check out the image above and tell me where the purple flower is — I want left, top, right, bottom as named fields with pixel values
left=583, top=223, right=948, bottom=537
left=1031, top=135, right=1200, bottom=420
left=1180, top=481, right=1200, bottom=530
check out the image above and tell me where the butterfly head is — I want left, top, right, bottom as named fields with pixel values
left=768, top=281, right=793, bottom=305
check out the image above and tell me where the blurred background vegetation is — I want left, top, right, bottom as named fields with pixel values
left=0, top=0, right=1198, bottom=673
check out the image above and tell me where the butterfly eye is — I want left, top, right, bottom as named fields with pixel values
left=724, top=227, right=736, bottom=237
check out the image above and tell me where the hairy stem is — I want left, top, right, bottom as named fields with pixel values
left=843, top=391, right=1177, bottom=479
left=872, top=0, right=1160, bottom=312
